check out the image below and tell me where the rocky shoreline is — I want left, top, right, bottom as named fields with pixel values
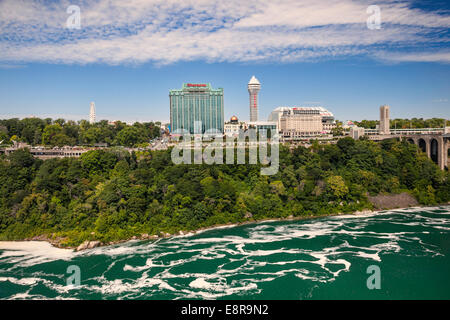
left=24, top=231, right=175, bottom=251
left=367, top=192, right=419, bottom=210
left=18, top=201, right=450, bottom=252
left=21, top=211, right=381, bottom=251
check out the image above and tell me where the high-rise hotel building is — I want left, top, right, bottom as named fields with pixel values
left=169, top=83, right=224, bottom=134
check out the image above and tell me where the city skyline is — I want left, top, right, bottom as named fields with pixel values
left=0, top=0, right=450, bottom=303
left=0, top=60, right=449, bottom=124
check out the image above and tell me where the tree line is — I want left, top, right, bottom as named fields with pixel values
left=0, top=117, right=161, bottom=147
left=354, top=118, right=449, bottom=129
left=0, top=137, right=448, bottom=247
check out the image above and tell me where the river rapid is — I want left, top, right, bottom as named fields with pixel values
left=1, top=206, right=449, bottom=299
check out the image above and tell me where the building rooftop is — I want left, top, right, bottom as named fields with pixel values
left=248, top=75, right=260, bottom=85
left=271, top=106, right=334, bottom=117
left=169, top=83, right=223, bottom=94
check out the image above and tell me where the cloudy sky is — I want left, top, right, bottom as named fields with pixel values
left=0, top=0, right=449, bottom=122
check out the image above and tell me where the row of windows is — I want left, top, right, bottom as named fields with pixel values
left=283, top=110, right=321, bottom=115
left=170, top=93, right=224, bottom=134
left=282, top=131, right=323, bottom=137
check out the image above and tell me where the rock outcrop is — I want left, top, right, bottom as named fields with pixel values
left=140, top=234, right=159, bottom=240
left=368, top=192, right=419, bottom=210
left=76, top=240, right=101, bottom=251
left=160, top=232, right=171, bottom=238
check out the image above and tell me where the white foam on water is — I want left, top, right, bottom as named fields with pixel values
left=0, top=274, right=78, bottom=298
left=355, top=251, right=381, bottom=261
left=0, top=241, right=75, bottom=267
left=0, top=276, right=41, bottom=286
left=182, top=279, right=259, bottom=299
left=82, top=241, right=148, bottom=257
left=82, top=273, right=177, bottom=296
left=186, top=223, right=240, bottom=237
left=189, top=277, right=216, bottom=290
left=1, top=205, right=449, bottom=299
left=8, top=292, right=53, bottom=300
left=107, top=206, right=450, bottom=297
left=433, top=225, right=450, bottom=231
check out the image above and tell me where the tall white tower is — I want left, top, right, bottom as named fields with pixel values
left=379, top=105, right=390, bottom=135
left=89, top=102, right=96, bottom=124
left=248, top=75, right=261, bottom=122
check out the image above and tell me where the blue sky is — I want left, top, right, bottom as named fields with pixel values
left=0, top=0, right=449, bottom=123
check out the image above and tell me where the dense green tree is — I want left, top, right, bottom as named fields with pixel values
left=326, top=175, right=349, bottom=199
left=8, top=150, right=35, bottom=173
left=0, top=138, right=448, bottom=246
left=0, top=117, right=161, bottom=147
left=115, top=126, right=146, bottom=147
left=42, top=124, right=72, bottom=146
left=80, top=150, right=118, bottom=176
left=353, top=118, right=449, bottom=129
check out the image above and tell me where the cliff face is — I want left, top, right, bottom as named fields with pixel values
left=368, top=193, right=419, bottom=210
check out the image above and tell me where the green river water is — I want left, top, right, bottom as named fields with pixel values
left=1, top=206, right=449, bottom=299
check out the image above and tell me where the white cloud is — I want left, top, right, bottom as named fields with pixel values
left=235, top=0, right=450, bottom=28
left=0, top=0, right=448, bottom=65
left=432, top=98, right=448, bottom=103
left=376, top=50, right=450, bottom=63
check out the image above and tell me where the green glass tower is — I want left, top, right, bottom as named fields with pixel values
left=169, top=83, right=224, bottom=134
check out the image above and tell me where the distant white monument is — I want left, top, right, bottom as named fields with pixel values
left=89, top=102, right=96, bottom=124
left=379, top=105, right=390, bottom=135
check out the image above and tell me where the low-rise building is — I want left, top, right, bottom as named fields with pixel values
left=350, top=127, right=365, bottom=140
left=247, top=121, right=278, bottom=137
left=342, top=120, right=356, bottom=129
left=3, top=144, right=88, bottom=159
left=224, top=116, right=247, bottom=137
left=280, top=113, right=323, bottom=138
left=268, top=106, right=336, bottom=139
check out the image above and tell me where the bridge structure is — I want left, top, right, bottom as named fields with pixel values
left=363, top=127, right=450, bottom=170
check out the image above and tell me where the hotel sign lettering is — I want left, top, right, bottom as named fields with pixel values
left=187, top=84, right=207, bottom=87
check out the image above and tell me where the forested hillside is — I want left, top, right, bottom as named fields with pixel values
left=0, top=137, right=448, bottom=247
